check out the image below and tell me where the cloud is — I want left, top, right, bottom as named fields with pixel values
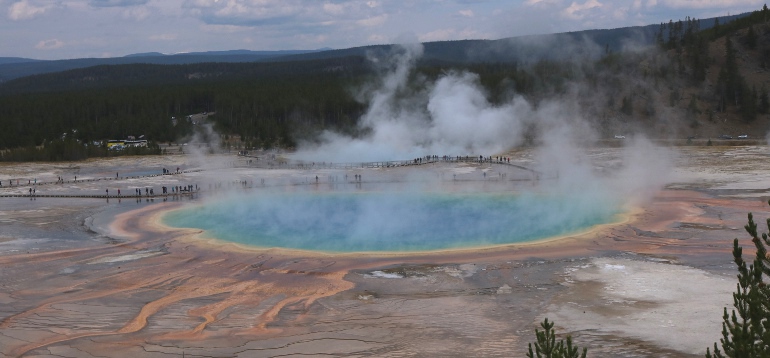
left=149, top=33, right=177, bottom=41
left=183, top=0, right=305, bottom=26
left=89, top=0, right=149, bottom=7
left=659, top=0, right=761, bottom=9
left=524, top=0, right=561, bottom=6
left=7, top=0, right=54, bottom=20
left=356, top=13, right=387, bottom=27
left=368, top=33, right=387, bottom=43
left=35, top=38, right=64, bottom=49
left=562, top=0, right=603, bottom=19
left=200, top=23, right=250, bottom=33
left=323, top=2, right=346, bottom=15
left=296, top=33, right=329, bottom=43
left=182, top=0, right=395, bottom=33
left=458, top=9, right=474, bottom=17
left=419, top=28, right=457, bottom=42
left=418, top=27, right=489, bottom=42
left=122, top=6, right=150, bottom=20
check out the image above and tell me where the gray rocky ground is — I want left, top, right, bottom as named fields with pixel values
left=0, top=146, right=767, bottom=357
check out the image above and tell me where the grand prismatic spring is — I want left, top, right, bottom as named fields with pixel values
left=163, top=191, right=620, bottom=252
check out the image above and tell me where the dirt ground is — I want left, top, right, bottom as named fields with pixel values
left=0, top=146, right=768, bottom=357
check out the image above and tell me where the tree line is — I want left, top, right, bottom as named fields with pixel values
left=1, top=5, right=769, bottom=161
left=0, top=59, right=580, bottom=158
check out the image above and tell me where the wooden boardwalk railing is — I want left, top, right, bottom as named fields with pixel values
left=0, top=156, right=543, bottom=199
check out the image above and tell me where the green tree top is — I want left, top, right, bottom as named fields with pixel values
left=707, top=202, right=770, bottom=357
left=527, top=318, right=588, bottom=358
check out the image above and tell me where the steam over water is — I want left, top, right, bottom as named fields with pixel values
left=163, top=191, right=620, bottom=252
left=166, top=42, right=673, bottom=253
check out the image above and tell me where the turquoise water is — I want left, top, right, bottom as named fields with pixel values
left=163, top=191, right=619, bottom=252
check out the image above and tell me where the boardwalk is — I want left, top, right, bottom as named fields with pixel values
left=238, top=155, right=541, bottom=174
left=0, top=155, right=543, bottom=200
left=0, top=169, right=202, bottom=199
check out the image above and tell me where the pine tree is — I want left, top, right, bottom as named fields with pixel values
left=717, top=67, right=729, bottom=112
left=656, top=22, right=666, bottom=48
left=716, top=36, right=745, bottom=110
left=668, top=20, right=676, bottom=48
left=757, top=85, right=770, bottom=114
left=759, top=85, right=769, bottom=114
left=621, top=96, right=633, bottom=115
left=688, top=96, right=701, bottom=115
left=688, top=35, right=709, bottom=83
left=741, top=84, right=758, bottom=122
left=707, top=202, right=770, bottom=357
left=746, top=25, right=758, bottom=49
left=527, top=318, right=588, bottom=358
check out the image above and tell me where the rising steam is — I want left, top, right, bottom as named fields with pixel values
left=293, top=42, right=674, bottom=204
left=295, top=43, right=533, bottom=162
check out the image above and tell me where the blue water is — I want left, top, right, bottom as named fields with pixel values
left=163, top=191, right=619, bottom=252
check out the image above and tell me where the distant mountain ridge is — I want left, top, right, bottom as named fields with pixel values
left=0, top=49, right=333, bottom=82
left=123, top=48, right=335, bottom=58
left=0, top=13, right=749, bottom=83
left=123, top=52, right=165, bottom=57
left=0, top=57, right=42, bottom=65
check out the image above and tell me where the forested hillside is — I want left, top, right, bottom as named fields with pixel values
left=0, top=56, right=377, bottom=156
left=0, top=6, right=768, bottom=161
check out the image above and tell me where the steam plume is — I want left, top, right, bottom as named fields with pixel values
left=294, top=42, right=673, bottom=204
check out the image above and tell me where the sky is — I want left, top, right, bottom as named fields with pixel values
left=1, top=0, right=765, bottom=60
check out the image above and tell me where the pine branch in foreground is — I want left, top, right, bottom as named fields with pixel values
left=707, top=201, right=770, bottom=357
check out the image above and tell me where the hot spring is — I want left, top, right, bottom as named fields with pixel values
left=163, top=190, right=621, bottom=253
